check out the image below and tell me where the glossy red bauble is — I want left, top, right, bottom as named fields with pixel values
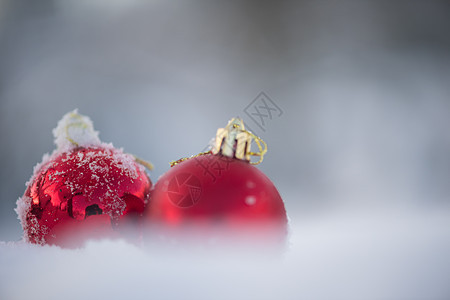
left=19, top=147, right=151, bottom=247
left=146, top=153, right=287, bottom=243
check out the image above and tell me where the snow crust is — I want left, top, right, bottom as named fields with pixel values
left=2, top=208, right=450, bottom=300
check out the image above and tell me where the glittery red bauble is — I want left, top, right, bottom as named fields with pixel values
left=21, top=147, right=151, bottom=247
left=146, top=153, right=287, bottom=244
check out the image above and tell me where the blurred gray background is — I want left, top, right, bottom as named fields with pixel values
left=1, top=0, right=450, bottom=241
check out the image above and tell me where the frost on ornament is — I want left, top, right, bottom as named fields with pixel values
left=16, top=110, right=152, bottom=247
left=52, top=109, right=103, bottom=151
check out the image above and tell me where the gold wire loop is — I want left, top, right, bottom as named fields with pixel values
left=133, top=155, right=155, bottom=171
left=65, top=113, right=89, bottom=146
left=234, top=124, right=267, bottom=165
left=170, top=151, right=212, bottom=167
left=247, top=134, right=268, bottom=165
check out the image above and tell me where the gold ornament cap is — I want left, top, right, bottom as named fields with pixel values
left=211, top=118, right=267, bottom=165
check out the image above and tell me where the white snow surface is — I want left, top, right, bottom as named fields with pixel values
left=1, top=207, right=450, bottom=300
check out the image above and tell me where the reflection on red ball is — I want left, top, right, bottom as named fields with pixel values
left=146, top=153, right=288, bottom=244
left=20, top=147, right=151, bottom=247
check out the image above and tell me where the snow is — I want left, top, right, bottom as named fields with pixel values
left=53, top=109, right=101, bottom=152
left=1, top=208, right=450, bottom=300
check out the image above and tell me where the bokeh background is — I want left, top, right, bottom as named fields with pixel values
left=1, top=1, right=450, bottom=299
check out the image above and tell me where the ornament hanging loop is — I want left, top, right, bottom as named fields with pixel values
left=170, top=151, right=211, bottom=167
left=64, top=112, right=90, bottom=147
left=244, top=126, right=267, bottom=165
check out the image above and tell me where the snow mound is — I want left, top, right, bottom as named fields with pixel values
left=2, top=209, right=450, bottom=300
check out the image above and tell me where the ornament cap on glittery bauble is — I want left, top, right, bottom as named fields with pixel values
left=146, top=117, right=288, bottom=247
left=16, top=110, right=153, bottom=247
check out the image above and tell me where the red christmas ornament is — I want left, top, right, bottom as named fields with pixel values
left=16, top=111, right=152, bottom=247
left=146, top=118, right=288, bottom=245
